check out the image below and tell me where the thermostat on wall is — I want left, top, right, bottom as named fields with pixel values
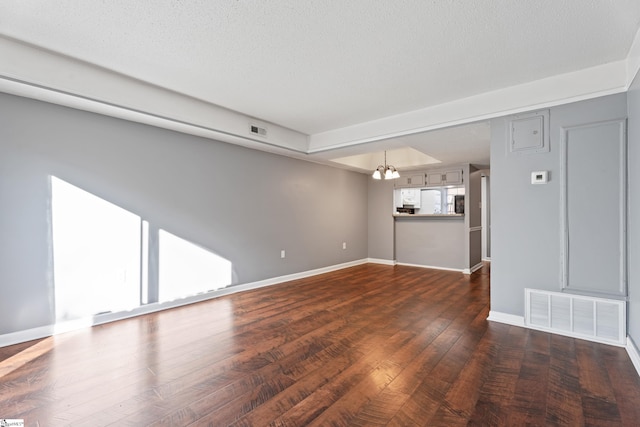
left=531, top=171, right=548, bottom=184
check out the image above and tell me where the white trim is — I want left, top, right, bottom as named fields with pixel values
left=626, top=337, right=640, bottom=377
left=525, top=323, right=626, bottom=348
left=0, top=75, right=309, bottom=158
left=487, top=311, right=526, bottom=327
left=367, top=258, right=397, bottom=266
left=0, top=36, right=309, bottom=156
left=626, top=26, right=640, bottom=89
left=559, top=120, right=627, bottom=296
left=395, top=262, right=464, bottom=273
left=308, top=61, right=627, bottom=152
left=0, top=325, right=54, bottom=349
left=0, top=259, right=368, bottom=348
left=482, top=257, right=491, bottom=262
left=0, top=35, right=631, bottom=160
left=465, top=262, right=484, bottom=274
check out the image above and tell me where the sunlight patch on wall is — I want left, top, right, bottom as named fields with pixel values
left=51, top=176, right=234, bottom=324
left=158, top=230, right=232, bottom=302
left=51, top=177, right=141, bottom=321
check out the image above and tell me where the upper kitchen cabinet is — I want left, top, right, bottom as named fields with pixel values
left=395, top=173, right=425, bottom=188
left=426, top=169, right=463, bottom=186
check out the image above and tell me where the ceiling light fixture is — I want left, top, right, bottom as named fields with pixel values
left=372, top=151, right=400, bottom=180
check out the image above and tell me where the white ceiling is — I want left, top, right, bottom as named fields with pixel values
left=1, top=1, right=640, bottom=171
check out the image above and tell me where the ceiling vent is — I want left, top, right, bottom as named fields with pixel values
left=249, top=123, right=267, bottom=138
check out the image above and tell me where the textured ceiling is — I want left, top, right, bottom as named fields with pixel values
left=1, top=1, right=639, bottom=169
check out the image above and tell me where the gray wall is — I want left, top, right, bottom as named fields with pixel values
left=491, top=93, right=627, bottom=316
left=395, top=217, right=466, bottom=269
left=468, top=166, right=482, bottom=228
left=482, top=174, right=491, bottom=259
left=0, top=93, right=368, bottom=335
left=563, top=119, right=626, bottom=296
left=367, top=178, right=395, bottom=261
left=468, top=166, right=483, bottom=267
left=628, top=70, right=640, bottom=348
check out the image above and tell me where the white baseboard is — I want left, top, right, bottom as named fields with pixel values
left=0, top=325, right=56, bottom=349
left=482, top=257, right=491, bottom=262
left=367, top=258, right=396, bottom=266
left=0, top=258, right=369, bottom=348
left=487, top=310, right=525, bottom=327
left=462, top=262, right=484, bottom=275
left=395, top=262, right=464, bottom=273
left=230, top=258, right=368, bottom=292
left=627, top=337, right=640, bottom=377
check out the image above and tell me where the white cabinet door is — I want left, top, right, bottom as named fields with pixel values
left=426, top=169, right=463, bottom=186
left=408, top=173, right=425, bottom=186
left=395, top=176, right=412, bottom=187
left=426, top=171, right=444, bottom=186
left=395, top=173, right=425, bottom=187
left=443, top=170, right=463, bottom=185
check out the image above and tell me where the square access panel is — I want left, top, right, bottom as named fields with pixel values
left=508, top=110, right=550, bottom=155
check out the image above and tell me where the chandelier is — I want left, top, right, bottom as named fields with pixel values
left=372, top=150, right=400, bottom=180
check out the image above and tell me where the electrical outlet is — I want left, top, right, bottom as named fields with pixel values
left=342, top=242, right=347, bottom=250
left=281, top=250, right=286, bottom=259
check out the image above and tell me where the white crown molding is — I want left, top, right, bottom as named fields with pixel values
left=626, top=26, right=640, bottom=88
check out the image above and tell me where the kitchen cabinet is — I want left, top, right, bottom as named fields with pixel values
left=395, top=173, right=425, bottom=188
left=426, top=169, right=463, bottom=186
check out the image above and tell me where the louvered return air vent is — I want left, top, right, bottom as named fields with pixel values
left=249, top=124, right=267, bottom=138
left=525, top=289, right=626, bottom=346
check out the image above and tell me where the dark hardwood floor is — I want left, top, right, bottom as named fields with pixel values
left=2, top=263, right=640, bottom=426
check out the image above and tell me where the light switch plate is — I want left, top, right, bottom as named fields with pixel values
left=531, top=171, right=548, bottom=184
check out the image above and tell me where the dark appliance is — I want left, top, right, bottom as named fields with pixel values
left=454, top=195, right=465, bottom=214
left=396, top=207, right=416, bottom=214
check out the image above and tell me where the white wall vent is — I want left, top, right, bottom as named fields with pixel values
left=249, top=123, right=267, bottom=137
left=525, top=288, right=626, bottom=346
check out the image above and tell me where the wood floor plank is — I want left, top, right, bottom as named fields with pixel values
left=504, top=341, right=550, bottom=425
left=434, top=328, right=499, bottom=421
left=544, top=334, right=584, bottom=425
left=602, top=345, right=640, bottom=426
left=0, top=263, right=639, bottom=426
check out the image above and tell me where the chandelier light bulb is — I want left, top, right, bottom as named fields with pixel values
left=372, top=151, right=400, bottom=180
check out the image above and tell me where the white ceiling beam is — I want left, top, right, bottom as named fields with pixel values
left=0, top=32, right=636, bottom=159
left=626, top=26, right=640, bottom=88
left=0, top=35, right=310, bottom=156
left=308, top=61, right=628, bottom=153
